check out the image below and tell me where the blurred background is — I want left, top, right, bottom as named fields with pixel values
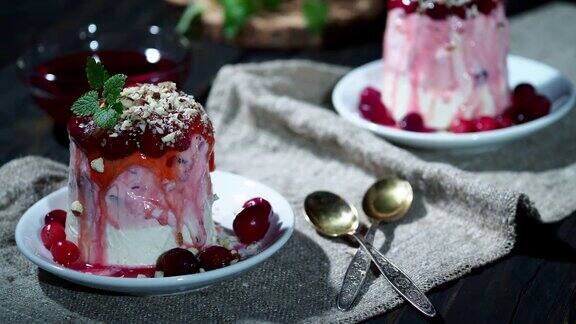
left=0, top=0, right=575, bottom=165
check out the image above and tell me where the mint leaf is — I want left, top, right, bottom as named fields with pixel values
left=71, top=90, right=99, bottom=116
left=220, top=0, right=256, bottom=38
left=86, top=57, right=109, bottom=90
left=109, top=101, right=124, bottom=114
left=302, top=0, right=328, bottom=34
left=176, top=3, right=204, bottom=35
left=255, top=0, right=280, bottom=10
left=103, top=74, right=127, bottom=105
left=93, top=108, right=119, bottom=129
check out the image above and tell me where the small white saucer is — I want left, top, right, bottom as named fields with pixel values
left=15, top=171, right=294, bottom=295
left=332, top=55, right=575, bottom=151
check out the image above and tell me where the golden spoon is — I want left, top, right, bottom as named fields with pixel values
left=337, top=178, right=414, bottom=311
left=304, top=191, right=436, bottom=317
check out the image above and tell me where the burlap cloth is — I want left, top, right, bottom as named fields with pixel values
left=1, top=3, right=575, bottom=323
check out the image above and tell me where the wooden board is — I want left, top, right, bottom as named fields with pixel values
left=184, top=0, right=386, bottom=49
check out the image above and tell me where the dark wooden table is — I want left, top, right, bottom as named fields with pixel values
left=1, top=1, right=576, bottom=323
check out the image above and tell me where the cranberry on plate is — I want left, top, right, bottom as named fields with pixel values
left=41, top=223, right=66, bottom=249
left=156, top=248, right=201, bottom=277
left=358, top=87, right=395, bottom=126
left=44, top=209, right=67, bottom=226
left=233, top=198, right=272, bottom=244
left=198, top=246, right=239, bottom=270
left=51, top=240, right=80, bottom=265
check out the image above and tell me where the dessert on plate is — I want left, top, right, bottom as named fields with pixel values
left=359, top=0, right=551, bottom=133
left=39, top=58, right=273, bottom=277
left=66, top=81, right=217, bottom=267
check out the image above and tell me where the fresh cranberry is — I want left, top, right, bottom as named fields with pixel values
left=399, top=113, right=429, bottom=132
left=198, top=246, right=238, bottom=270
left=496, top=114, right=515, bottom=128
left=156, top=248, right=201, bottom=277
left=388, top=0, right=418, bottom=14
left=140, top=128, right=166, bottom=158
left=44, top=209, right=67, bottom=226
left=173, top=131, right=192, bottom=151
left=51, top=240, right=80, bottom=265
left=41, top=223, right=66, bottom=249
left=67, top=115, right=105, bottom=152
left=526, top=95, right=551, bottom=121
left=243, top=197, right=272, bottom=209
left=474, top=0, right=497, bottom=15
left=474, top=117, right=498, bottom=132
left=102, top=131, right=137, bottom=160
left=233, top=203, right=271, bottom=244
left=450, top=118, right=475, bottom=133
left=503, top=105, right=527, bottom=124
left=450, top=5, right=467, bottom=19
left=359, top=87, right=396, bottom=126
left=426, top=3, right=449, bottom=20
left=513, top=83, right=536, bottom=107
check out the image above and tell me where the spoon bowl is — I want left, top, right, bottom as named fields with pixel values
left=363, top=178, right=413, bottom=222
left=304, top=191, right=359, bottom=237
left=303, top=189, right=436, bottom=317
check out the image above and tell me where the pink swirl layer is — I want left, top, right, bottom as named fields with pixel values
left=382, top=4, right=510, bottom=130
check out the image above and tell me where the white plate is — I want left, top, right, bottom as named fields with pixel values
left=332, top=55, right=576, bottom=151
left=15, top=170, right=294, bottom=295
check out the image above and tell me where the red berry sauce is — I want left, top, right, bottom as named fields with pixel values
left=388, top=0, right=502, bottom=18
left=359, top=83, right=551, bottom=133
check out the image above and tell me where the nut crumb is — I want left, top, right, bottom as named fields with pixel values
left=90, top=158, right=104, bottom=173
left=71, top=200, right=83, bottom=215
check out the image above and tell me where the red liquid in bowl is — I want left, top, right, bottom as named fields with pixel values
left=29, top=50, right=189, bottom=124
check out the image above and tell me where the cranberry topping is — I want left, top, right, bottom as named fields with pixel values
left=450, top=118, right=475, bottom=133
left=399, top=113, right=430, bottom=132
left=101, top=131, right=137, bottom=160
left=140, top=128, right=166, bottom=158
left=198, top=246, right=239, bottom=270
left=44, top=209, right=67, bottom=226
left=388, top=0, right=418, bottom=14
left=233, top=202, right=272, bottom=244
left=51, top=240, right=80, bottom=265
left=173, top=130, right=192, bottom=152
left=474, top=117, right=498, bottom=132
left=450, top=5, right=467, bottom=19
left=41, top=223, right=66, bottom=249
left=359, top=87, right=395, bottom=126
left=156, top=248, right=201, bottom=277
left=473, top=0, right=498, bottom=15
left=425, top=3, right=449, bottom=20
left=67, top=115, right=105, bottom=152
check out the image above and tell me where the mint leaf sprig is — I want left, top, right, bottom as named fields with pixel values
left=71, top=57, right=127, bottom=129
left=177, top=0, right=328, bottom=39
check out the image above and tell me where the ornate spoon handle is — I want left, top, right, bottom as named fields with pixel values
left=351, top=234, right=437, bottom=317
left=337, top=222, right=379, bottom=311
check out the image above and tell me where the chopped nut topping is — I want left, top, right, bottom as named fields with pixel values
left=90, top=158, right=105, bottom=173
left=71, top=200, right=84, bottom=215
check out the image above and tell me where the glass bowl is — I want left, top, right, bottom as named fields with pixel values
left=16, top=24, right=191, bottom=124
